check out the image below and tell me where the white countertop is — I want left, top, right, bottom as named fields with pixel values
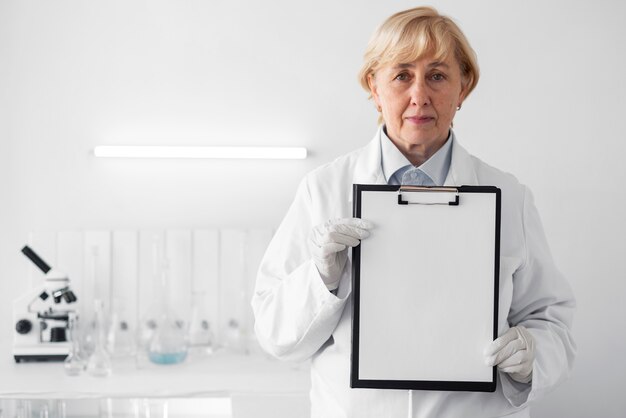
left=0, top=349, right=310, bottom=400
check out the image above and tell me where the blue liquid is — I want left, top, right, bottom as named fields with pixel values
left=148, top=351, right=188, bottom=365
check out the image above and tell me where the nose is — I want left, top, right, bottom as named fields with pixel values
left=409, top=78, right=431, bottom=107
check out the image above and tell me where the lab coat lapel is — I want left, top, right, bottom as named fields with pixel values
left=349, top=127, right=386, bottom=203
left=444, top=133, right=480, bottom=186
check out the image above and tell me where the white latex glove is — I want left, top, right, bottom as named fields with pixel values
left=484, top=325, right=535, bottom=384
left=309, top=218, right=373, bottom=290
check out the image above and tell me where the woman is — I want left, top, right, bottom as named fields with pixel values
left=252, top=6, right=575, bottom=418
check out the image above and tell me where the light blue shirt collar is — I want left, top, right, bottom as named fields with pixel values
left=380, top=127, right=454, bottom=186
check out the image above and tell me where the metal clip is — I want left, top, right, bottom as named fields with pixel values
left=397, top=186, right=460, bottom=205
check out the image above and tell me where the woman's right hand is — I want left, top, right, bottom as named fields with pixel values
left=309, top=218, right=373, bottom=290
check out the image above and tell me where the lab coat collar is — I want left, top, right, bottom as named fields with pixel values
left=351, top=126, right=387, bottom=187
left=349, top=127, right=479, bottom=203
left=443, top=130, right=480, bottom=186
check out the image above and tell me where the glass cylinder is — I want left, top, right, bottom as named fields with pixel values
left=86, top=299, right=112, bottom=377
left=80, top=245, right=101, bottom=361
left=64, top=313, right=86, bottom=376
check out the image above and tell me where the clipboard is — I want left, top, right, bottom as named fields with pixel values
left=351, top=184, right=500, bottom=392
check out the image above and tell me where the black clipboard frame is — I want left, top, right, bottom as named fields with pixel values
left=350, top=184, right=501, bottom=392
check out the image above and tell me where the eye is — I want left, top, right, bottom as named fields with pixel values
left=430, top=73, right=445, bottom=81
left=395, top=72, right=410, bottom=81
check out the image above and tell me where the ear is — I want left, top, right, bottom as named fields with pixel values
left=458, top=76, right=471, bottom=107
left=368, top=73, right=382, bottom=111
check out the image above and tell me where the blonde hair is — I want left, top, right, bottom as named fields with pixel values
left=358, top=6, right=479, bottom=120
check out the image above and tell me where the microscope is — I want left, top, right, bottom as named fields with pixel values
left=13, top=246, right=79, bottom=362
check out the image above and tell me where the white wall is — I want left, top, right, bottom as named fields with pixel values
left=1, top=0, right=625, bottom=416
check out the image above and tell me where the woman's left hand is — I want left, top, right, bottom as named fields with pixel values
left=484, top=325, right=535, bottom=384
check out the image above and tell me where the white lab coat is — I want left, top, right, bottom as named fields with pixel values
left=252, top=127, right=576, bottom=418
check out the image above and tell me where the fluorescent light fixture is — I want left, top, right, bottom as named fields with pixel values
left=94, top=146, right=307, bottom=159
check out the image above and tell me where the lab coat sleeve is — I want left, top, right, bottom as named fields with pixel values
left=501, top=186, right=576, bottom=407
left=251, top=177, right=349, bottom=362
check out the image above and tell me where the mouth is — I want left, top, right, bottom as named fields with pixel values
left=405, top=115, right=435, bottom=125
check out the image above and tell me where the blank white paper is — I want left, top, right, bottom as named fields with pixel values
left=357, top=191, right=496, bottom=382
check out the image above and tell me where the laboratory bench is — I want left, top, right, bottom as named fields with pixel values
left=0, top=348, right=311, bottom=417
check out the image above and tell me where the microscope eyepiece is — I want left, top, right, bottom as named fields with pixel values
left=21, top=246, right=52, bottom=273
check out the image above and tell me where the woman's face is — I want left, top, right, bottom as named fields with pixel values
left=369, top=53, right=468, bottom=164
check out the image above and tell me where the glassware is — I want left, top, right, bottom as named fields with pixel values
left=147, top=259, right=189, bottom=365
left=224, top=318, right=245, bottom=354
left=137, top=235, right=163, bottom=366
left=188, top=290, right=214, bottom=357
left=80, top=246, right=100, bottom=362
left=147, top=316, right=188, bottom=365
left=136, top=312, right=157, bottom=367
left=64, top=313, right=86, bottom=376
left=86, top=299, right=112, bottom=377
left=106, top=298, right=136, bottom=358
left=79, top=315, right=96, bottom=362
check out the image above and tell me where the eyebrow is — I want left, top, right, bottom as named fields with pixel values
left=392, top=61, right=450, bottom=70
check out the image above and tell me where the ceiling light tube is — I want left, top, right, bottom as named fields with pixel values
left=94, top=146, right=307, bottom=160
